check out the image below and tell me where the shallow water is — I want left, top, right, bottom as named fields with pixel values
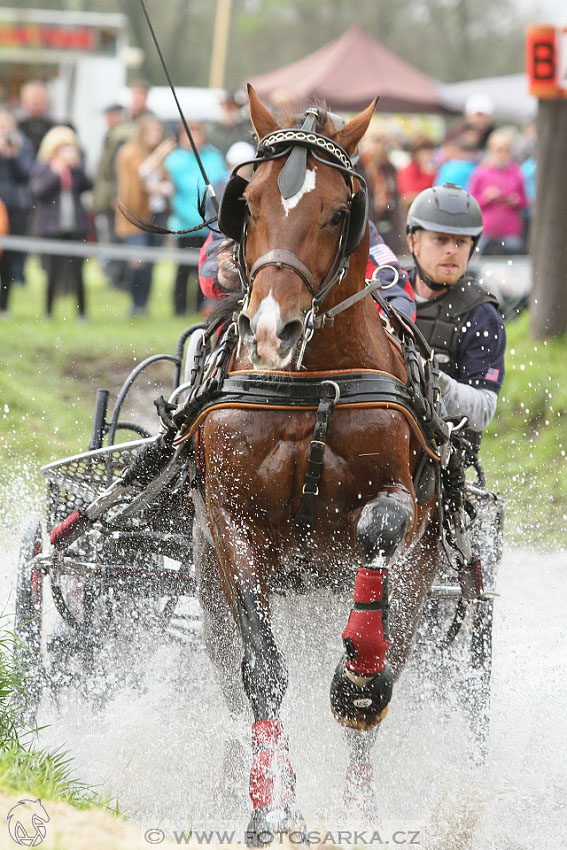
left=2, top=481, right=566, bottom=848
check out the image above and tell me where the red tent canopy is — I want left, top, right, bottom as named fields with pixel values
left=248, top=26, right=445, bottom=114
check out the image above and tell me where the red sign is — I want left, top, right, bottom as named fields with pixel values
left=526, top=24, right=567, bottom=98
left=0, top=22, right=98, bottom=52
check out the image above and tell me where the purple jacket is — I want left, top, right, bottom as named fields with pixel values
left=29, top=161, right=93, bottom=237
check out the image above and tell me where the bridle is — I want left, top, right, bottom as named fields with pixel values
left=218, top=108, right=383, bottom=365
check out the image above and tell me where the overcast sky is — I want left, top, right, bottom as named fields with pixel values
left=520, top=0, right=565, bottom=24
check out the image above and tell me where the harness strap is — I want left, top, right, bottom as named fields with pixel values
left=311, top=270, right=392, bottom=329
left=294, top=380, right=340, bottom=536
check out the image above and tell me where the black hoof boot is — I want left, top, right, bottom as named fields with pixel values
left=245, top=805, right=306, bottom=847
left=330, top=657, right=393, bottom=730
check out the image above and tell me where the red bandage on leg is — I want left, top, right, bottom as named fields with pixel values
left=343, top=568, right=390, bottom=675
left=249, top=720, right=295, bottom=810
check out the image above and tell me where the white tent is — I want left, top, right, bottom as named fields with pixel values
left=438, top=74, right=537, bottom=123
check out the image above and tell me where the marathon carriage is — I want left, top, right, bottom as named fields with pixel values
left=15, top=318, right=503, bottom=748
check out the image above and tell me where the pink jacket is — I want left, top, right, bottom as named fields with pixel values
left=467, top=162, right=527, bottom=238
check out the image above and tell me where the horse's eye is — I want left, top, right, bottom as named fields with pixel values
left=329, top=209, right=347, bottom=227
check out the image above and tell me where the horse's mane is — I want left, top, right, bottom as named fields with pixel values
left=277, top=101, right=337, bottom=138
left=206, top=290, right=242, bottom=335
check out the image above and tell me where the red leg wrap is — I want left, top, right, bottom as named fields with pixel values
left=343, top=568, right=390, bottom=675
left=249, top=720, right=295, bottom=811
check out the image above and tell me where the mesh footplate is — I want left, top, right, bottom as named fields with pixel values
left=41, top=439, right=151, bottom=525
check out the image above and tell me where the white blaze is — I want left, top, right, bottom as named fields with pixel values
left=254, top=292, right=281, bottom=363
left=281, top=167, right=317, bottom=216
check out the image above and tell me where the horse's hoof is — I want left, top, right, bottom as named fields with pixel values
left=344, top=762, right=378, bottom=820
left=245, top=805, right=306, bottom=846
left=215, top=738, right=249, bottom=809
left=330, top=658, right=393, bottom=730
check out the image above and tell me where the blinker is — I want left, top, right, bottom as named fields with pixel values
left=277, top=107, right=320, bottom=200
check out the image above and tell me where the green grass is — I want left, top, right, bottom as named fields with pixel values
left=0, top=257, right=200, bottom=477
left=0, top=621, right=116, bottom=812
left=1, top=260, right=566, bottom=547
left=0, top=743, right=117, bottom=811
left=480, top=312, right=567, bottom=547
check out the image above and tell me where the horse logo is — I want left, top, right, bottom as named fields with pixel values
left=6, top=799, right=50, bottom=847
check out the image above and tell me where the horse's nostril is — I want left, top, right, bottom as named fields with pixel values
left=238, top=313, right=253, bottom=340
left=278, top=320, right=303, bottom=350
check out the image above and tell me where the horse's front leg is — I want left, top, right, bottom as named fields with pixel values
left=331, top=485, right=414, bottom=813
left=209, top=508, right=303, bottom=846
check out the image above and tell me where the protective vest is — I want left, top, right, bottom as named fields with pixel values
left=410, top=272, right=500, bottom=379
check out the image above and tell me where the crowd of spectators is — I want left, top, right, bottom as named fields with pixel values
left=0, top=81, right=535, bottom=321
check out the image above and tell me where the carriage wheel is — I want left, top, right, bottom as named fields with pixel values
left=14, top=519, right=45, bottom=721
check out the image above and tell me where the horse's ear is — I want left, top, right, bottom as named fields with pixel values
left=247, top=84, right=279, bottom=139
left=335, top=98, right=378, bottom=157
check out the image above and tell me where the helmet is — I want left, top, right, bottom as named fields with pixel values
left=406, top=183, right=483, bottom=243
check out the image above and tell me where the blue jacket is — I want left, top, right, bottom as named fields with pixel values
left=165, top=144, right=226, bottom=237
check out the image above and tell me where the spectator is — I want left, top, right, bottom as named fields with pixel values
left=463, top=94, right=496, bottom=151
left=359, top=129, right=401, bottom=253
left=164, top=120, right=225, bottom=316
left=0, top=107, right=34, bottom=314
left=29, top=126, right=93, bottom=318
left=17, top=79, right=56, bottom=157
left=205, top=90, right=252, bottom=157
left=467, top=128, right=527, bottom=255
left=128, top=79, right=152, bottom=122
left=92, top=103, right=131, bottom=288
left=435, top=125, right=480, bottom=189
left=397, top=136, right=436, bottom=219
left=0, top=199, right=8, bottom=317
left=15, top=79, right=57, bottom=284
left=211, top=139, right=256, bottom=207
left=114, top=115, right=175, bottom=316
left=520, top=153, right=536, bottom=253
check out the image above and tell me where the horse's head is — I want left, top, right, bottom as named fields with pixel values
left=220, top=86, right=376, bottom=370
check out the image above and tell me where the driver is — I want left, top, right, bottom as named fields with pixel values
left=406, top=183, right=506, bottom=442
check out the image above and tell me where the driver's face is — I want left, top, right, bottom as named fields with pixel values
left=408, top=229, right=473, bottom=288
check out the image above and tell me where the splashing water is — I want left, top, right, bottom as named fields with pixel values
left=2, top=476, right=565, bottom=848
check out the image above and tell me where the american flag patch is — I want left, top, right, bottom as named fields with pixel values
left=485, top=367, right=500, bottom=382
left=369, top=242, right=397, bottom=266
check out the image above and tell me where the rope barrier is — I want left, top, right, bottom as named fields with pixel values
left=0, top=234, right=200, bottom=266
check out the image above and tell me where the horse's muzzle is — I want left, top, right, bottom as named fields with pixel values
left=238, top=312, right=303, bottom=369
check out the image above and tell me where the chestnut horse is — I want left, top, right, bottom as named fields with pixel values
left=189, top=88, right=443, bottom=843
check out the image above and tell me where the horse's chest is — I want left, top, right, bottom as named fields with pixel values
left=205, top=407, right=406, bottom=515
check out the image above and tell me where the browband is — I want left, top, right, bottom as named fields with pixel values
left=258, top=128, right=355, bottom=173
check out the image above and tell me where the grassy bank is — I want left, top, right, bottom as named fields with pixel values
left=0, top=624, right=113, bottom=813
left=1, top=259, right=566, bottom=547
left=0, top=258, right=194, bottom=473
